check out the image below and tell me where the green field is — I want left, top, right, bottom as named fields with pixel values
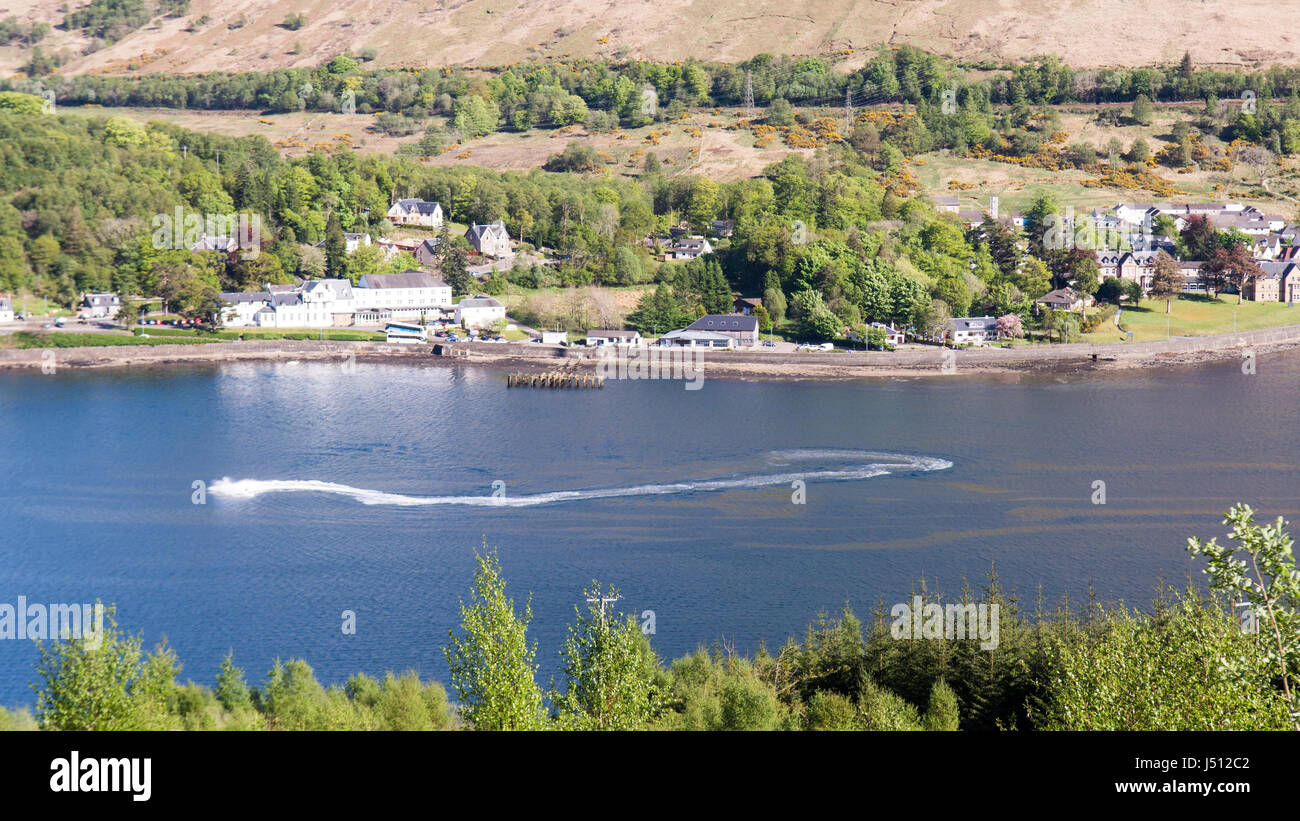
left=10, top=295, right=73, bottom=318
left=1080, top=295, right=1300, bottom=343
left=0, top=332, right=223, bottom=349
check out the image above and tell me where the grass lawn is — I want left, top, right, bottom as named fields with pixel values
left=0, top=332, right=223, bottom=349
left=11, top=295, right=73, bottom=318
left=1080, top=295, right=1300, bottom=342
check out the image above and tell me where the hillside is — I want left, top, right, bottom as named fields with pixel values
left=1, top=0, right=1296, bottom=78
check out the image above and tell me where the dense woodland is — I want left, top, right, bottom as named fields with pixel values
left=4, top=504, right=1296, bottom=732
left=0, top=98, right=1199, bottom=343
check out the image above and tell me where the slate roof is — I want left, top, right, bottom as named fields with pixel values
left=357, top=271, right=448, bottom=289
left=951, top=316, right=998, bottom=332
left=393, top=199, right=441, bottom=215
left=457, top=296, right=504, bottom=309
left=687, top=314, right=758, bottom=333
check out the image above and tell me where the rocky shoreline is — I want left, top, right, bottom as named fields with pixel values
left=2, top=325, right=1299, bottom=381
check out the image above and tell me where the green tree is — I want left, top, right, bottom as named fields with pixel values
left=453, top=95, right=501, bottom=139
left=215, top=650, right=253, bottom=712
left=1130, top=94, right=1154, bottom=126
left=0, top=235, right=31, bottom=292
left=441, top=244, right=473, bottom=296
left=443, top=545, right=546, bottom=730
left=1048, top=588, right=1293, bottom=730
left=1070, top=256, right=1100, bottom=313
left=324, top=211, right=347, bottom=280
left=1149, top=249, right=1183, bottom=313
left=1187, top=505, right=1300, bottom=728
left=767, top=98, right=794, bottom=126
left=612, top=245, right=645, bottom=285
left=34, top=605, right=180, bottom=730
left=1043, top=309, right=1079, bottom=343
left=921, top=678, right=961, bottom=730
left=686, top=177, right=720, bottom=232
left=554, top=584, right=664, bottom=730
left=0, top=91, right=44, bottom=115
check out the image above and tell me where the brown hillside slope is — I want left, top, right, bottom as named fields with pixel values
left=1, top=0, right=1295, bottom=76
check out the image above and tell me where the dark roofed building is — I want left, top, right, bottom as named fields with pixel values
left=685, top=314, right=759, bottom=348
left=415, top=237, right=443, bottom=267
left=80, top=292, right=121, bottom=318
left=1034, top=287, right=1091, bottom=312
left=949, top=316, right=999, bottom=345
left=357, top=271, right=448, bottom=290
left=465, top=221, right=512, bottom=257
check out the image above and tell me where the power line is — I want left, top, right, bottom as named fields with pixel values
left=586, top=592, right=620, bottom=628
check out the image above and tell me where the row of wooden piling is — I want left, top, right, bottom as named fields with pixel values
left=507, top=370, right=604, bottom=388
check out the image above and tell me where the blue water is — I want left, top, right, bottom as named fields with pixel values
left=2, top=354, right=1299, bottom=706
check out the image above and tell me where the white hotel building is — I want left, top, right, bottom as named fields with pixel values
left=220, top=271, right=453, bottom=329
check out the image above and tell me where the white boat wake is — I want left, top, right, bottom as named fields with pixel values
left=208, top=450, right=952, bottom=508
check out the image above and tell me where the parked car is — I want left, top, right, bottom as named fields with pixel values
left=818, top=342, right=834, bottom=351
left=762, top=340, right=775, bottom=347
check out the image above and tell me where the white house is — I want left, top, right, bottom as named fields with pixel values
left=0, top=296, right=13, bottom=323
left=465, top=222, right=513, bottom=258
left=220, top=291, right=273, bottom=327
left=672, top=237, right=713, bottom=260
left=870, top=322, right=906, bottom=346
left=585, top=329, right=642, bottom=347
left=847, top=322, right=906, bottom=347
left=354, top=271, right=452, bottom=324
left=80, top=292, right=121, bottom=319
left=455, top=296, right=506, bottom=329
left=315, top=233, right=372, bottom=254
left=949, top=316, right=999, bottom=345
left=387, top=199, right=443, bottom=228
left=253, top=282, right=353, bottom=329
left=190, top=235, right=240, bottom=254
